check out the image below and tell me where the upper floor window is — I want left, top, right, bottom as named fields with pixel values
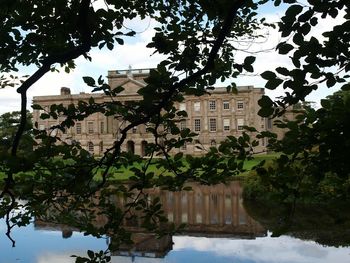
left=223, top=101, right=230, bottom=110
left=237, top=101, right=244, bottom=110
left=76, top=123, right=82, bottom=134
left=209, top=100, right=216, bottom=111
left=223, top=118, right=230, bottom=131
left=194, top=119, right=201, bottom=132
left=209, top=118, right=217, bottom=132
left=88, top=122, right=94, bottom=134
left=132, top=126, right=137, bottom=133
left=194, top=101, right=200, bottom=112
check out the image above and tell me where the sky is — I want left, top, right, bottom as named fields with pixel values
left=0, top=1, right=344, bottom=114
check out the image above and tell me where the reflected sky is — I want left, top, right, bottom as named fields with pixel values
left=1, top=220, right=349, bottom=263
left=0, top=219, right=106, bottom=263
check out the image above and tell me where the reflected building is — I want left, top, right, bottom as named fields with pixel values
left=34, top=181, right=266, bottom=259
left=114, top=181, right=265, bottom=239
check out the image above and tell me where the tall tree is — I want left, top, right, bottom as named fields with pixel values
left=0, top=111, right=33, bottom=154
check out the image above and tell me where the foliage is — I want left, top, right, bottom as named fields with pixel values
left=249, top=90, right=350, bottom=202
left=258, top=0, right=350, bottom=116
left=0, top=111, right=34, bottom=155
left=0, top=0, right=349, bottom=262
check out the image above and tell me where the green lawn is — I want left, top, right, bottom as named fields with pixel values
left=243, top=152, right=279, bottom=170
left=0, top=153, right=279, bottom=182
left=106, top=152, right=279, bottom=180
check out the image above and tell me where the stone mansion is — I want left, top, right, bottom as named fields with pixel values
left=33, top=68, right=273, bottom=156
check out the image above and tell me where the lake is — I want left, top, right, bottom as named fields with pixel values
left=1, top=181, right=349, bottom=263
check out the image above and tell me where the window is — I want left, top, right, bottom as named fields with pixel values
left=181, top=142, right=187, bottom=150
left=179, top=103, right=186, bottom=112
left=180, top=120, right=186, bottom=130
left=209, top=118, right=217, bottom=132
left=194, top=119, right=201, bottom=132
left=99, top=142, right=103, bottom=153
left=100, top=121, right=104, bottom=134
left=88, top=122, right=94, bottom=134
left=209, top=100, right=216, bottom=111
left=210, top=140, right=216, bottom=146
left=237, top=118, right=244, bottom=131
left=223, top=118, right=230, bottom=131
left=194, top=101, right=200, bottom=112
left=88, top=142, right=94, bottom=153
left=223, top=101, right=230, bottom=110
left=76, top=123, right=81, bottom=134
left=237, top=101, right=244, bottom=110
left=132, top=126, right=137, bottom=133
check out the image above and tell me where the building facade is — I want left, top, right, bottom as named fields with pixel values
left=33, top=68, right=270, bottom=156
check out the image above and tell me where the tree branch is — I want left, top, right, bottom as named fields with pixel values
left=11, top=0, right=92, bottom=157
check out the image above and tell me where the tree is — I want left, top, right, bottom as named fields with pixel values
left=0, top=0, right=349, bottom=261
left=0, top=111, right=33, bottom=155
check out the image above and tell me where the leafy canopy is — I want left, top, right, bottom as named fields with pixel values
left=0, top=0, right=349, bottom=261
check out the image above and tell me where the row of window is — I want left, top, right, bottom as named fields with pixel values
left=76, top=121, right=105, bottom=135
left=191, top=118, right=245, bottom=132
left=180, top=100, right=244, bottom=112
left=40, top=117, right=245, bottom=135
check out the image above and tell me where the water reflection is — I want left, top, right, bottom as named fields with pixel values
left=34, top=181, right=266, bottom=259
left=1, top=181, right=349, bottom=263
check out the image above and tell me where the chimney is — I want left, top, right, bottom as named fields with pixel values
left=60, top=87, right=71, bottom=95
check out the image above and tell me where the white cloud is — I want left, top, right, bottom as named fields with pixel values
left=172, top=235, right=350, bottom=263
left=0, top=5, right=346, bottom=114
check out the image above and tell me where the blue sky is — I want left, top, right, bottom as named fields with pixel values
left=0, top=1, right=344, bottom=113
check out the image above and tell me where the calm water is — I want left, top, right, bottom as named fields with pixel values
left=1, top=182, right=349, bottom=263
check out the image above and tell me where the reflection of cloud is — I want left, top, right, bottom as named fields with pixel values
left=294, top=243, right=328, bottom=258
left=37, top=252, right=76, bottom=263
left=110, top=256, right=163, bottom=263
left=172, top=235, right=350, bottom=263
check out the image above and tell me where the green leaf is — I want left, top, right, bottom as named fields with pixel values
left=276, top=67, right=289, bottom=76
left=258, top=107, right=274, bottom=117
left=244, top=56, right=256, bottom=65
left=174, top=152, right=183, bottom=161
left=341, top=83, right=350, bottom=91
left=87, top=250, right=94, bottom=259
left=82, top=76, right=95, bottom=87
left=286, top=4, right=303, bottom=17
left=266, top=78, right=283, bottom=90
left=258, top=95, right=274, bottom=108
left=277, top=43, right=294, bottom=54
left=261, top=71, right=276, bottom=80
left=32, top=104, right=43, bottom=110
left=320, top=99, right=331, bottom=109
left=116, top=38, right=124, bottom=45
left=40, top=113, right=50, bottom=120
